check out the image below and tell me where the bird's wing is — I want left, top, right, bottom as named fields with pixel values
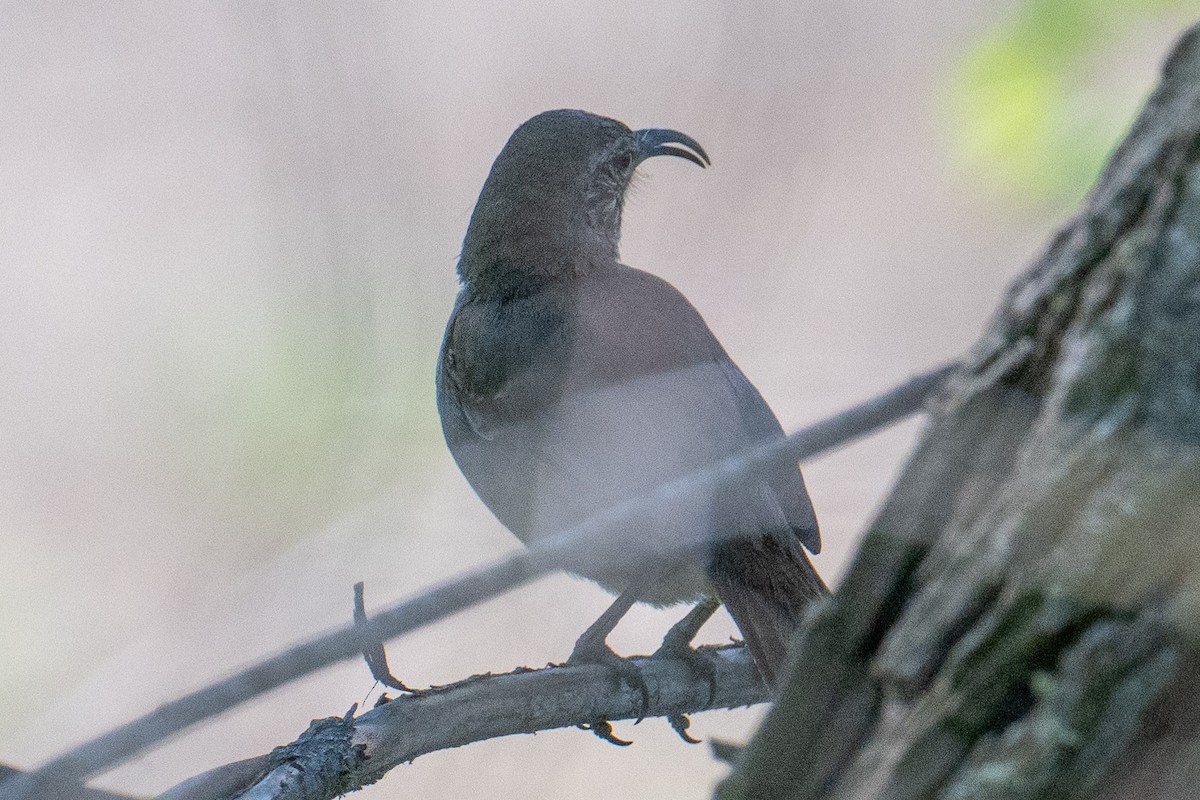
left=437, top=287, right=585, bottom=537
left=438, top=288, right=575, bottom=440
left=567, top=266, right=820, bottom=553
left=437, top=266, right=819, bottom=563
left=711, top=332, right=822, bottom=553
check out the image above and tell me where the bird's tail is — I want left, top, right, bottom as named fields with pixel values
left=709, top=537, right=828, bottom=687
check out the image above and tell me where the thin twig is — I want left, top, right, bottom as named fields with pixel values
left=353, top=582, right=420, bottom=694
left=2, top=363, right=956, bottom=799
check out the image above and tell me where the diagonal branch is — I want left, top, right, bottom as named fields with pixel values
left=1, top=363, right=956, bottom=800
left=159, top=646, right=766, bottom=800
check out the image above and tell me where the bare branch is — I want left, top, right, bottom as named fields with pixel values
left=160, top=646, right=767, bottom=800
left=2, top=363, right=955, bottom=799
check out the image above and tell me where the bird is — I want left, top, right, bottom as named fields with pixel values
left=436, top=109, right=827, bottom=688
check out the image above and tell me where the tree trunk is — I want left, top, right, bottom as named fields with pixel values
left=718, top=22, right=1200, bottom=800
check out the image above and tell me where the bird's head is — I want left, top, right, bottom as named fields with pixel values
left=459, top=109, right=709, bottom=294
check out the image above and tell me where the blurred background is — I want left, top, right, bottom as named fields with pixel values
left=1, top=1, right=1194, bottom=797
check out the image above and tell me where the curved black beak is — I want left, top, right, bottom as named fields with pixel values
left=633, top=128, right=711, bottom=169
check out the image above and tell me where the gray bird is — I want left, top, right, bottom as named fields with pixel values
left=437, top=109, right=826, bottom=687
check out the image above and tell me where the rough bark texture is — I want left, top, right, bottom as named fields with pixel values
left=156, top=647, right=769, bottom=800
left=717, top=22, right=1200, bottom=800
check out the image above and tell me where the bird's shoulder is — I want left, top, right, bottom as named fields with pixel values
left=570, top=267, right=779, bottom=433
left=439, top=265, right=710, bottom=404
left=571, top=265, right=821, bottom=552
left=567, top=265, right=725, bottom=380
left=567, top=265, right=783, bottom=451
left=437, top=284, right=576, bottom=436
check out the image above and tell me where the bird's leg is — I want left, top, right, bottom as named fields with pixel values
left=653, top=597, right=722, bottom=707
left=568, top=588, right=640, bottom=662
left=568, top=585, right=651, bottom=718
left=656, top=596, right=721, bottom=655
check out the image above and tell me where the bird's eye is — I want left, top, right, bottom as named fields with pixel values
left=611, top=152, right=633, bottom=172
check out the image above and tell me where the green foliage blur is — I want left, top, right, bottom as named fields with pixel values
left=166, top=305, right=446, bottom=552
left=946, top=0, right=1196, bottom=208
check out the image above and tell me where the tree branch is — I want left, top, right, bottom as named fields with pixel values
left=158, top=646, right=766, bottom=800
left=1, top=363, right=955, bottom=800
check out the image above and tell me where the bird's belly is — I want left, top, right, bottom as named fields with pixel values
left=571, top=558, right=712, bottom=607
left=447, top=370, right=781, bottom=607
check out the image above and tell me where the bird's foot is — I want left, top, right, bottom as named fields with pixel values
left=568, top=634, right=651, bottom=720
left=652, top=598, right=721, bottom=705
left=654, top=641, right=718, bottom=707
left=565, top=588, right=650, bottom=719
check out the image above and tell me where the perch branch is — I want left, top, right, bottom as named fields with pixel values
left=159, top=646, right=766, bottom=800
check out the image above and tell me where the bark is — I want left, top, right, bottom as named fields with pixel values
left=717, top=22, right=1200, bottom=800
left=158, top=647, right=767, bottom=800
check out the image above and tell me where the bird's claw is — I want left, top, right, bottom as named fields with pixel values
left=667, top=713, right=702, bottom=744
left=579, top=719, right=633, bottom=746
left=568, top=638, right=651, bottom=719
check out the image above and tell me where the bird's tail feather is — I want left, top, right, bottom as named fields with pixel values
left=709, top=537, right=828, bottom=687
